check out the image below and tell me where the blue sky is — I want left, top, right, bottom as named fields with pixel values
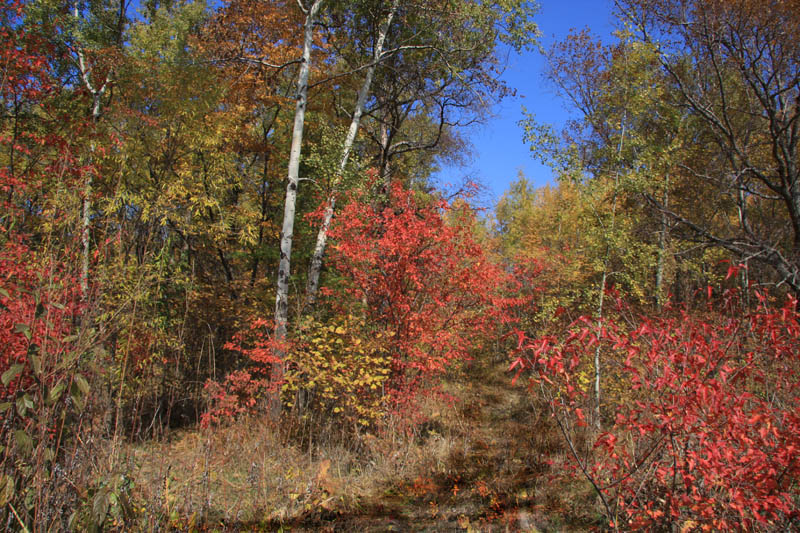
left=434, top=0, right=616, bottom=204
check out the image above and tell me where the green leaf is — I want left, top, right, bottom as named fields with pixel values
left=70, top=383, right=86, bottom=411
left=0, top=474, right=14, bottom=507
left=28, top=349, right=41, bottom=377
left=92, top=486, right=110, bottom=524
left=1, top=364, right=24, bottom=387
left=75, top=374, right=90, bottom=396
left=14, top=323, right=31, bottom=341
left=15, top=397, right=26, bottom=417
left=14, top=430, right=33, bottom=454
left=0, top=402, right=11, bottom=414
left=48, top=382, right=66, bottom=405
left=0, top=287, right=9, bottom=298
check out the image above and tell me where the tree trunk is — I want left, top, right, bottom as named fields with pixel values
left=74, top=3, right=111, bottom=308
left=78, top=75, right=106, bottom=315
left=380, top=120, right=391, bottom=188
left=305, top=0, right=398, bottom=310
left=272, top=0, right=323, bottom=418
left=593, top=268, right=606, bottom=429
left=655, top=175, right=669, bottom=311
left=81, top=174, right=92, bottom=303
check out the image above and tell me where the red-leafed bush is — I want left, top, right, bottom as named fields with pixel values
left=203, top=318, right=281, bottom=427
left=512, top=286, right=800, bottom=530
left=0, top=239, right=84, bottom=396
left=329, top=182, right=520, bottom=412
left=0, top=2, right=104, bottom=526
left=0, top=0, right=88, bottom=398
left=214, top=180, right=525, bottom=426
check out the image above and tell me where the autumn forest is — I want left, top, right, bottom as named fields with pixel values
left=2, top=0, right=800, bottom=530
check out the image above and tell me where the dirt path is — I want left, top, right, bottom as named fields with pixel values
left=275, top=359, right=589, bottom=532
left=131, top=357, right=596, bottom=531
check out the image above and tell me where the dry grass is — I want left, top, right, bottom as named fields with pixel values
left=117, top=358, right=602, bottom=531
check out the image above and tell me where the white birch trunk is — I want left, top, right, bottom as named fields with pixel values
left=81, top=173, right=92, bottom=302
left=593, top=268, right=606, bottom=429
left=379, top=120, right=391, bottom=186
left=304, top=0, right=398, bottom=309
left=81, top=94, right=102, bottom=304
left=74, top=11, right=108, bottom=306
left=655, top=175, right=669, bottom=310
left=594, top=115, right=625, bottom=430
left=272, top=0, right=324, bottom=417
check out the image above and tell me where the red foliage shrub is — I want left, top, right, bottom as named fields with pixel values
left=202, top=318, right=283, bottom=427
left=512, top=287, right=800, bottom=530
left=328, top=182, right=519, bottom=411
left=0, top=3, right=104, bottom=524
left=0, top=0, right=87, bottom=398
left=213, top=180, right=525, bottom=424
left=0, top=239, right=84, bottom=399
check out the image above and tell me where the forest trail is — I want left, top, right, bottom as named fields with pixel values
left=131, top=356, right=596, bottom=531
left=274, top=356, right=596, bottom=532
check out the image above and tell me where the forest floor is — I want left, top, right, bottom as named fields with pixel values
left=126, top=356, right=601, bottom=532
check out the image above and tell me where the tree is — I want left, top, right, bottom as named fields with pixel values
left=198, top=0, right=305, bottom=290
left=615, top=0, right=800, bottom=291
left=26, top=0, right=130, bottom=305
left=305, top=0, right=540, bottom=309
left=304, top=0, right=400, bottom=309
left=272, top=0, right=324, bottom=416
left=71, top=0, right=124, bottom=305
left=0, top=2, right=100, bottom=525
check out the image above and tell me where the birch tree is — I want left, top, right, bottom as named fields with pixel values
left=272, top=0, right=324, bottom=416
left=305, top=0, right=540, bottom=308
left=64, top=0, right=127, bottom=304
left=305, top=0, right=399, bottom=308
left=616, top=0, right=800, bottom=291
left=73, top=10, right=109, bottom=304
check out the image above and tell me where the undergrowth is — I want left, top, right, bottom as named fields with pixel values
left=112, top=357, right=602, bottom=532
